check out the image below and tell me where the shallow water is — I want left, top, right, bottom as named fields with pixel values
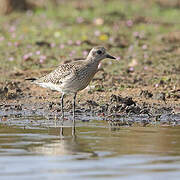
left=1, top=115, right=180, bottom=180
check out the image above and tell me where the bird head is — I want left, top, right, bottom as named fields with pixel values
left=87, top=47, right=116, bottom=62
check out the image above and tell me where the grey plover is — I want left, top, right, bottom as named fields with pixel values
left=26, top=47, right=116, bottom=123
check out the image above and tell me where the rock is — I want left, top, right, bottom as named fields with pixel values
left=140, top=90, right=153, bottom=99
left=110, top=94, right=136, bottom=106
left=153, top=92, right=166, bottom=101
left=86, top=100, right=99, bottom=107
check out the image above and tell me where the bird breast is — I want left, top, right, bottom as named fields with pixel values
left=61, top=63, right=98, bottom=92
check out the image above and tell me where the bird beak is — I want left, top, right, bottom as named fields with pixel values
left=106, top=54, right=116, bottom=59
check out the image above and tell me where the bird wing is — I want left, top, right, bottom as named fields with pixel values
left=35, top=61, right=84, bottom=85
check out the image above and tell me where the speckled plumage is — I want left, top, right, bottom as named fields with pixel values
left=35, top=59, right=99, bottom=93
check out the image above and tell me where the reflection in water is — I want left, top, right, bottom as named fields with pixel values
left=30, top=127, right=97, bottom=158
left=1, top=116, right=180, bottom=179
left=60, top=121, right=76, bottom=137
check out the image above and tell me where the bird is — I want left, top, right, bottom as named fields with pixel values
left=26, top=47, right=116, bottom=125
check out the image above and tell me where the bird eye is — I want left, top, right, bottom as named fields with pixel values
left=97, top=50, right=102, bottom=55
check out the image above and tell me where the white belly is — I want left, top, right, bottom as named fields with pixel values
left=35, top=82, right=63, bottom=92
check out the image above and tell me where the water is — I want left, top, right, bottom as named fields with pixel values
left=1, top=115, right=180, bottom=180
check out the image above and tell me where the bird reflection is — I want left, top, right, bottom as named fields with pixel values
left=29, top=126, right=97, bottom=158
left=60, top=120, right=76, bottom=137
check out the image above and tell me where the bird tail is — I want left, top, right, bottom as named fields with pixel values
left=25, top=78, right=37, bottom=82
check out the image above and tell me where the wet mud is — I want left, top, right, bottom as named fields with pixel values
left=0, top=78, right=179, bottom=127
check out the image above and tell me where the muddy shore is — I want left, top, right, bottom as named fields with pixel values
left=0, top=67, right=179, bottom=127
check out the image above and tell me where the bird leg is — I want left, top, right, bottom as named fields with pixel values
left=60, top=93, right=65, bottom=137
left=72, top=92, right=77, bottom=136
left=73, top=92, right=77, bottom=121
left=61, top=93, right=65, bottom=119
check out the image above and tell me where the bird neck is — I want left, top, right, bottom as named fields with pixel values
left=86, top=56, right=100, bottom=65
left=86, top=59, right=99, bottom=70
